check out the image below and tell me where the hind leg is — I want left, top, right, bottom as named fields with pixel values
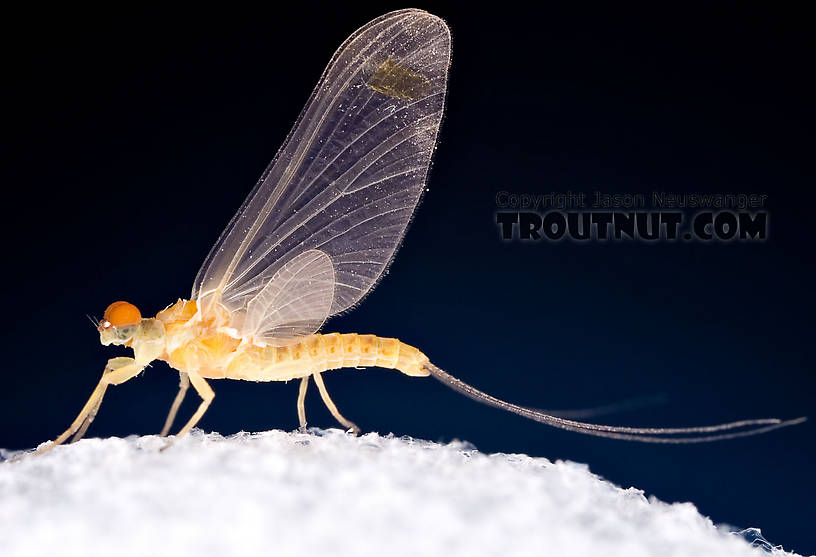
left=297, top=376, right=309, bottom=432
left=312, top=372, right=359, bottom=435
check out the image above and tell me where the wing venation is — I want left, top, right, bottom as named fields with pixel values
left=193, top=10, right=451, bottom=344
left=242, top=249, right=335, bottom=346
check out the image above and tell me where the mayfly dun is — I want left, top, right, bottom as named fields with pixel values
left=33, top=9, right=804, bottom=455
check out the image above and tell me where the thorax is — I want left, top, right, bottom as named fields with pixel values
left=151, top=299, right=238, bottom=378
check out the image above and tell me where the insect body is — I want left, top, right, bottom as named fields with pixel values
left=156, top=299, right=430, bottom=383
left=34, top=10, right=804, bottom=456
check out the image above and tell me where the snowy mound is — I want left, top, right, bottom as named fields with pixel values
left=0, top=429, right=804, bottom=557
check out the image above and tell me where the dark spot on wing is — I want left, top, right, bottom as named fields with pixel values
left=368, top=58, right=431, bottom=100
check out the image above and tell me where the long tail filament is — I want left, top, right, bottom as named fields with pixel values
left=423, top=363, right=806, bottom=443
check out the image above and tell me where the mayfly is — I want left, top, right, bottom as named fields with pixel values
left=35, top=9, right=804, bottom=455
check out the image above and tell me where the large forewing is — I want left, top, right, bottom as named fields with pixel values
left=193, top=10, right=451, bottom=328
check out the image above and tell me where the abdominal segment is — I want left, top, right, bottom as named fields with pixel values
left=164, top=332, right=430, bottom=381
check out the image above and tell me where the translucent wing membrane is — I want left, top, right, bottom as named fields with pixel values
left=194, top=9, right=451, bottom=342
left=244, top=249, right=335, bottom=346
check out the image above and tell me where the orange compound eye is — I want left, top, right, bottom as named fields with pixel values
left=103, top=301, right=142, bottom=327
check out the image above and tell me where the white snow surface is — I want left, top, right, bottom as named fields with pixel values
left=0, top=429, right=805, bottom=557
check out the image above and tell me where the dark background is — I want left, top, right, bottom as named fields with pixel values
left=3, top=4, right=813, bottom=553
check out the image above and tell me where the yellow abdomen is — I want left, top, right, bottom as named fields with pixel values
left=164, top=332, right=430, bottom=381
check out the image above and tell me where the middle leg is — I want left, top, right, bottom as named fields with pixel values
left=160, top=372, right=190, bottom=437
left=161, top=372, right=214, bottom=451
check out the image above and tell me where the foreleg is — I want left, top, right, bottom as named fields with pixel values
left=35, top=357, right=144, bottom=455
left=70, top=393, right=103, bottom=443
